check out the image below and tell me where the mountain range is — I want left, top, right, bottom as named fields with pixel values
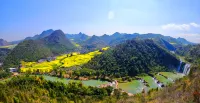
left=0, top=29, right=195, bottom=68
left=0, top=48, right=11, bottom=63
left=65, top=32, right=193, bottom=51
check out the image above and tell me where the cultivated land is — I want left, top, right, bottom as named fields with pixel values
left=140, top=76, right=159, bottom=89
left=159, top=72, right=184, bottom=80
left=154, top=74, right=172, bottom=85
left=118, top=80, right=145, bottom=94
left=20, top=47, right=109, bottom=73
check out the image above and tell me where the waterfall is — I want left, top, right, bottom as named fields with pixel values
left=177, top=60, right=182, bottom=72
left=176, top=59, right=191, bottom=75
left=153, top=77, right=164, bottom=88
left=183, top=64, right=191, bottom=75
left=157, top=82, right=163, bottom=88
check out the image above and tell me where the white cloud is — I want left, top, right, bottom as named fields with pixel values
left=161, top=23, right=200, bottom=31
left=108, top=11, right=115, bottom=20
left=190, top=22, right=200, bottom=28
left=162, top=24, right=190, bottom=31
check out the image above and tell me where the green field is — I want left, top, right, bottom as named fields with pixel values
left=159, top=72, right=184, bottom=80
left=0, top=44, right=17, bottom=49
left=155, top=74, right=172, bottom=85
left=118, top=80, right=145, bottom=94
left=42, top=75, right=109, bottom=87
left=140, top=76, right=159, bottom=89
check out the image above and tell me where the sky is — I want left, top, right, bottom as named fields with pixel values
left=0, top=0, right=200, bottom=43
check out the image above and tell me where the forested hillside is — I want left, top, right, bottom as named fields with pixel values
left=85, top=39, right=180, bottom=77
left=42, top=30, right=75, bottom=54
left=81, top=35, right=108, bottom=52
left=0, top=48, right=11, bottom=63
left=187, top=45, right=200, bottom=63
left=3, top=40, right=52, bottom=69
left=176, top=44, right=200, bottom=63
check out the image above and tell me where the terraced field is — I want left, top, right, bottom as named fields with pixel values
left=154, top=74, right=172, bottom=85
left=140, top=76, right=159, bottom=89
left=118, top=80, right=145, bottom=94
left=159, top=72, right=184, bottom=80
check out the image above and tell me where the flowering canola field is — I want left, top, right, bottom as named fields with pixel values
left=20, top=47, right=109, bottom=73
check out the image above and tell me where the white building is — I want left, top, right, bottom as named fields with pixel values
left=9, top=68, right=17, bottom=72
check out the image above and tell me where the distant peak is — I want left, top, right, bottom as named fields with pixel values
left=177, top=37, right=184, bottom=39
left=78, top=32, right=86, bottom=35
left=113, top=32, right=121, bottom=35
left=103, top=34, right=109, bottom=36
left=41, top=29, right=54, bottom=33
left=92, top=35, right=98, bottom=37
left=47, top=29, right=53, bottom=31
left=49, top=30, right=65, bottom=36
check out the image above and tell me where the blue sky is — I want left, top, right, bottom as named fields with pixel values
left=0, top=0, right=200, bottom=42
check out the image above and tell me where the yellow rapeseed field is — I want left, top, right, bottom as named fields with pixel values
left=20, top=47, right=109, bottom=73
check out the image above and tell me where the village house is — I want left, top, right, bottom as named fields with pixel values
left=9, top=68, right=18, bottom=72
left=47, top=56, right=56, bottom=62
left=38, top=59, right=47, bottom=63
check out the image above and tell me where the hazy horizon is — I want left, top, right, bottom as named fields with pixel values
left=0, top=0, right=200, bottom=43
